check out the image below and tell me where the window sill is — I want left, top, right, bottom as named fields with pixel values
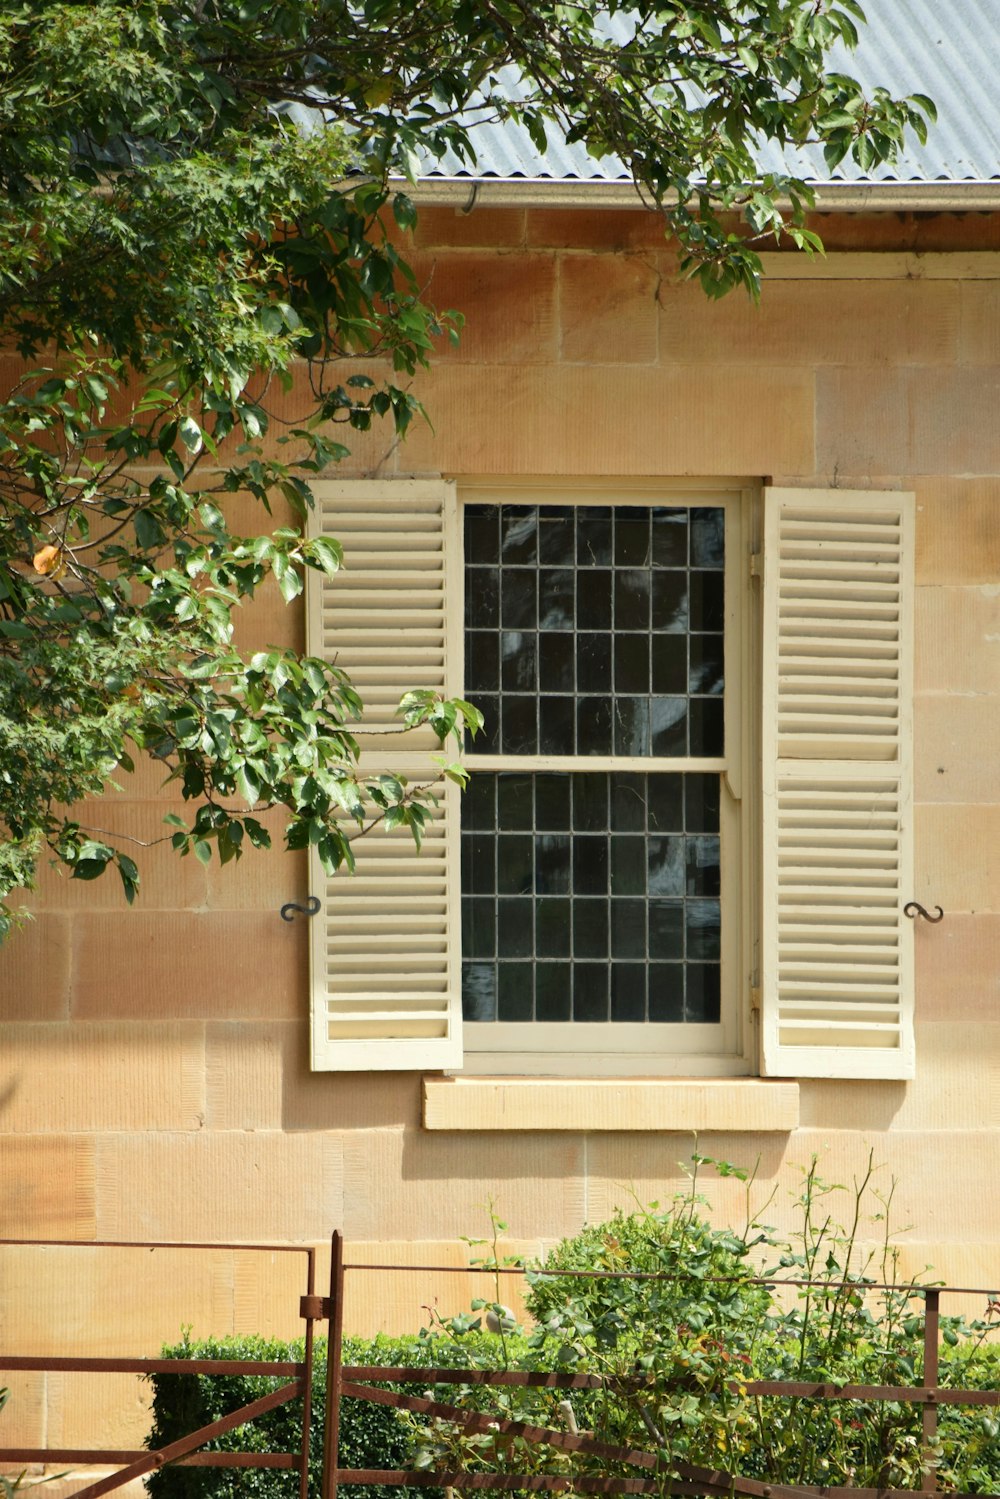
left=422, top=1078, right=799, bottom=1132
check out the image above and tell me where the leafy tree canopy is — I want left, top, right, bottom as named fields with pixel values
left=0, top=0, right=933, bottom=937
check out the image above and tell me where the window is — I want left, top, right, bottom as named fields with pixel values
left=458, top=489, right=751, bottom=1076
left=306, top=480, right=915, bottom=1084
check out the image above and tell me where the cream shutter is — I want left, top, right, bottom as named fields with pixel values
left=760, top=488, right=915, bottom=1080
left=306, top=480, right=463, bottom=1071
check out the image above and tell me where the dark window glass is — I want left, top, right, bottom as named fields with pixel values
left=691, top=507, right=725, bottom=567
left=651, top=635, right=687, bottom=695
left=576, top=569, right=612, bottom=629
left=689, top=570, right=725, bottom=632
left=611, top=899, right=646, bottom=958
left=501, top=696, right=537, bottom=755
left=467, top=631, right=500, bottom=694
left=576, top=696, right=613, bottom=755
left=650, top=697, right=687, bottom=756
left=614, top=697, right=649, bottom=756
left=573, top=774, right=608, bottom=831
left=536, top=897, right=571, bottom=955
left=500, top=506, right=537, bottom=564
left=463, top=962, right=497, bottom=1021
left=685, top=963, right=721, bottom=1023
left=498, top=897, right=533, bottom=957
left=689, top=697, right=724, bottom=757
left=577, top=507, right=613, bottom=566
left=538, top=508, right=574, bottom=564
left=498, top=774, right=533, bottom=832
left=535, top=834, right=571, bottom=894
left=573, top=900, right=609, bottom=958
left=689, top=633, right=724, bottom=695
left=501, top=570, right=536, bottom=629
left=615, top=509, right=651, bottom=566
left=538, top=633, right=575, bottom=693
left=648, top=965, right=685, bottom=1021
left=573, top=963, right=609, bottom=1021
left=462, top=495, right=728, bottom=1034
left=614, top=569, right=650, bottom=631
left=577, top=633, right=612, bottom=692
left=652, top=572, right=687, bottom=633
left=535, top=775, right=571, bottom=831
left=467, top=567, right=499, bottom=629
left=466, top=507, right=499, bottom=564
left=573, top=835, right=608, bottom=894
left=536, top=963, right=572, bottom=1020
left=498, top=963, right=533, bottom=1019
left=539, top=569, right=575, bottom=629
left=611, top=963, right=646, bottom=1021
left=539, top=695, right=576, bottom=755
left=497, top=834, right=533, bottom=895
left=652, top=508, right=688, bottom=567
left=615, top=636, right=649, bottom=694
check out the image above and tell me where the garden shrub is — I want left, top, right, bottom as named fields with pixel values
left=145, top=1329, right=524, bottom=1499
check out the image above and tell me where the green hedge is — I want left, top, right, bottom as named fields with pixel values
left=144, top=1330, right=519, bottom=1499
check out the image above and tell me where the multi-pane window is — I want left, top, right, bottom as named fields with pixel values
left=460, top=496, right=737, bottom=1063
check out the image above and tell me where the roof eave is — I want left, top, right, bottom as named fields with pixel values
left=412, top=177, right=1000, bottom=212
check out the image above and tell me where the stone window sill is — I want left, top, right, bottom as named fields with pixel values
left=422, top=1078, right=799, bottom=1132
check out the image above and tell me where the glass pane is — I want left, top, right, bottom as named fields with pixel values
left=539, top=695, right=575, bottom=755
left=466, top=507, right=499, bottom=564
left=498, top=897, right=533, bottom=957
left=573, top=963, right=609, bottom=1021
left=501, top=696, right=537, bottom=755
left=535, top=775, right=571, bottom=831
left=615, top=508, right=651, bottom=566
left=614, top=569, right=650, bottom=630
left=576, top=569, right=612, bottom=629
left=614, top=635, right=650, bottom=693
left=535, top=963, right=572, bottom=1020
left=611, top=963, right=646, bottom=1021
left=652, top=508, right=688, bottom=567
left=538, top=507, right=574, bottom=564
left=501, top=570, right=536, bottom=629
left=577, top=632, right=612, bottom=692
left=573, top=899, right=609, bottom=958
left=466, top=631, right=500, bottom=694
left=539, top=568, right=575, bottom=628
left=539, top=633, right=575, bottom=693
left=462, top=962, right=497, bottom=1021
left=613, top=697, right=649, bottom=756
left=500, top=506, right=537, bottom=564
left=691, top=507, right=725, bottom=567
left=498, top=773, right=533, bottom=831
left=498, top=963, right=533, bottom=1019
left=648, top=964, right=684, bottom=1022
left=577, top=507, right=613, bottom=566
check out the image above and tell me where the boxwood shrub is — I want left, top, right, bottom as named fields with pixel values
left=144, top=1329, right=521, bottom=1499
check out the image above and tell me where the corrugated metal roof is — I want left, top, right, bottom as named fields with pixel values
left=420, top=0, right=1000, bottom=185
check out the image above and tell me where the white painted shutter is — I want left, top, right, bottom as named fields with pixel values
left=760, top=488, right=915, bottom=1079
left=306, top=480, right=463, bottom=1071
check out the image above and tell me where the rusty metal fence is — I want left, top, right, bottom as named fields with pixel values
left=0, top=1237, right=320, bottom=1499
left=1, top=1232, right=999, bottom=1499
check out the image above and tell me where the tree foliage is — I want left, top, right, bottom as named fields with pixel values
left=0, top=0, right=934, bottom=936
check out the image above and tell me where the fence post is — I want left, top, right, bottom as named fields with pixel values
left=300, top=1246, right=317, bottom=1499
left=922, top=1286, right=940, bottom=1491
left=321, top=1230, right=345, bottom=1499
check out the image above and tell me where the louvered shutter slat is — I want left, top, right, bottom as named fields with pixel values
left=306, top=480, right=463, bottom=1071
left=761, top=489, right=915, bottom=1080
